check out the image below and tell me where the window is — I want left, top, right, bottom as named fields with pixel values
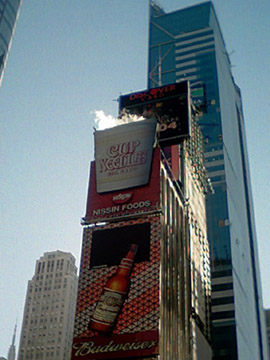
left=212, top=310, right=235, bottom=320
left=212, top=283, right=233, bottom=292
left=212, top=296, right=234, bottom=306
left=212, top=269, right=232, bottom=278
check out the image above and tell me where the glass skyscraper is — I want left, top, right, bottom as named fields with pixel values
left=148, top=2, right=267, bottom=359
left=0, top=0, right=22, bottom=86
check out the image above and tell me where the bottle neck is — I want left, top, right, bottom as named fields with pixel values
left=117, top=259, right=133, bottom=277
left=116, top=244, right=138, bottom=277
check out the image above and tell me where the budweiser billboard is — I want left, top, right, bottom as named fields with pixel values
left=72, top=217, right=161, bottom=359
left=119, top=81, right=191, bottom=146
left=83, top=148, right=161, bottom=224
left=94, top=118, right=157, bottom=193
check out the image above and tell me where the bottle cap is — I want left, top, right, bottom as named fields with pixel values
left=130, top=244, right=138, bottom=254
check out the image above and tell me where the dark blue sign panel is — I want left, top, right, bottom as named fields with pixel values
left=119, top=81, right=190, bottom=146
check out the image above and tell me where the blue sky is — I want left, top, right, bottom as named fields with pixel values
left=1, top=0, right=270, bottom=356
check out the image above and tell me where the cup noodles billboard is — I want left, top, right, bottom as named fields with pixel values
left=72, top=217, right=160, bottom=359
left=94, top=118, right=157, bottom=193
left=83, top=148, right=161, bottom=224
left=119, top=81, right=191, bottom=146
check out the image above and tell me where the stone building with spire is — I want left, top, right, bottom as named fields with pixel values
left=0, top=324, right=17, bottom=360
left=7, top=325, right=16, bottom=360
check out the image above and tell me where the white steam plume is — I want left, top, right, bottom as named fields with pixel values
left=92, top=110, right=117, bottom=130
left=92, top=110, right=145, bottom=131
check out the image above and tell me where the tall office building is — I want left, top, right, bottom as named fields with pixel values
left=148, top=2, right=267, bottom=359
left=18, top=250, right=78, bottom=360
left=0, top=0, right=22, bottom=86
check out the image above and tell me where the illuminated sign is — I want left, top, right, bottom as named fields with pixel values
left=190, top=84, right=207, bottom=114
left=83, top=148, right=161, bottom=224
left=119, top=81, right=191, bottom=146
left=72, top=217, right=161, bottom=359
left=90, top=223, right=151, bottom=268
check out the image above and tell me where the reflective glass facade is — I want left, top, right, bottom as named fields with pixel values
left=148, top=2, right=267, bottom=359
left=0, top=0, right=22, bottom=86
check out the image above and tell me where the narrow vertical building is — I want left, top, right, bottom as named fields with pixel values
left=0, top=0, right=22, bottom=86
left=72, top=82, right=211, bottom=359
left=7, top=325, right=16, bottom=360
left=18, top=250, right=78, bottom=360
left=148, top=2, right=267, bottom=359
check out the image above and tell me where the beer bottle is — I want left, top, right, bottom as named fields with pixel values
left=89, top=243, right=138, bottom=333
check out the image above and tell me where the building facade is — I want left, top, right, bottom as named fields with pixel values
left=148, top=2, right=267, bottom=359
left=0, top=0, right=22, bottom=86
left=72, top=85, right=211, bottom=359
left=7, top=325, right=16, bottom=360
left=265, top=309, right=270, bottom=359
left=18, top=250, right=78, bottom=360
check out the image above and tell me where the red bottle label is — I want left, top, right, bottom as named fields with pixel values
left=92, top=288, right=125, bottom=325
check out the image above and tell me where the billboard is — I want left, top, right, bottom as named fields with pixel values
left=94, top=118, right=157, bottom=193
left=72, top=217, right=161, bottom=359
left=119, top=81, right=190, bottom=146
left=190, top=84, right=207, bottom=115
left=83, top=148, right=161, bottom=224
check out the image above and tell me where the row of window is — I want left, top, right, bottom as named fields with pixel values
left=212, top=268, right=232, bottom=278
left=175, top=28, right=213, bottom=43
left=212, top=310, right=235, bottom=320
left=29, top=284, right=67, bottom=293
left=36, top=272, right=63, bottom=281
left=21, top=350, right=62, bottom=360
left=212, top=296, right=234, bottom=306
left=212, top=282, right=233, bottom=292
left=37, top=259, right=65, bottom=274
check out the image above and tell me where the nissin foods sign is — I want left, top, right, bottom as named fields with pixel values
left=83, top=148, right=161, bottom=224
